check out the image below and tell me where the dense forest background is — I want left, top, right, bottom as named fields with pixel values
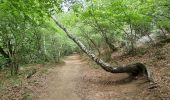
left=0, top=0, right=169, bottom=75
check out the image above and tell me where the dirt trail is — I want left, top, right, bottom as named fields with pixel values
left=37, top=54, right=82, bottom=100
left=36, top=54, right=155, bottom=100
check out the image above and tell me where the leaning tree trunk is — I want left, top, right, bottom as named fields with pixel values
left=51, top=15, right=152, bottom=80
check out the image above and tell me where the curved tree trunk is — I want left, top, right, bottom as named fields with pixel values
left=51, top=15, right=151, bottom=80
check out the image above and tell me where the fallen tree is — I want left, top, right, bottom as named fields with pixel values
left=51, top=15, right=152, bottom=81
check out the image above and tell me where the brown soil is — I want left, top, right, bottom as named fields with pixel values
left=110, top=43, right=170, bottom=100
left=35, top=54, right=161, bottom=100
left=36, top=54, right=82, bottom=100
left=76, top=61, right=157, bottom=100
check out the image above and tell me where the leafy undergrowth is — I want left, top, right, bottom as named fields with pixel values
left=0, top=62, right=64, bottom=100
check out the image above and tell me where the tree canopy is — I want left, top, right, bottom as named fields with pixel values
left=0, top=0, right=169, bottom=75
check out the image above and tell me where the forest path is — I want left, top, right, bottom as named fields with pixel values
left=36, top=54, right=151, bottom=100
left=37, top=54, right=82, bottom=100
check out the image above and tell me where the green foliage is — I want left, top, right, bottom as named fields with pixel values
left=0, top=0, right=77, bottom=75
left=0, top=0, right=169, bottom=74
